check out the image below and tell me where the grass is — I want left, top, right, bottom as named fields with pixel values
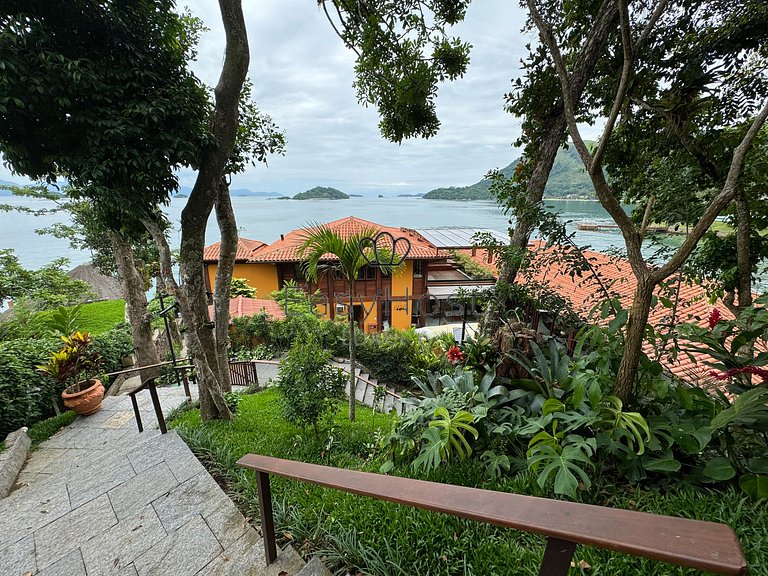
left=76, top=300, right=125, bottom=334
left=27, top=411, right=77, bottom=449
left=171, top=389, right=768, bottom=576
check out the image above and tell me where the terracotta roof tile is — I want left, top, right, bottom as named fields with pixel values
left=459, top=243, right=737, bottom=383
left=251, top=216, right=446, bottom=263
left=207, top=296, right=286, bottom=323
left=203, top=238, right=267, bottom=262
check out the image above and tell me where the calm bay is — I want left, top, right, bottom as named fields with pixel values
left=2, top=196, right=636, bottom=269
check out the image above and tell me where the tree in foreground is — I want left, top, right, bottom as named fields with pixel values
left=299, top=223, right=401, bottom=421
left=0, top=1, right=282, bottom=420
left=523, top=0, right=768, bottom=403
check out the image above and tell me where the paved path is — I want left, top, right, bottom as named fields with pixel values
left=0, top=385, right=308, bottom=576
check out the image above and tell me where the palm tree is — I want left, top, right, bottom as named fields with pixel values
left=299, top=222, right=401, bottom=421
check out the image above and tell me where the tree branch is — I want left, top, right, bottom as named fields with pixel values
left=655, top=100, right=768, bottom=280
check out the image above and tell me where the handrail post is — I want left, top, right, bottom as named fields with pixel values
left=539, top=537, right=577, bottom=576
left=147, top=378, right=167, bottom=434
left=256, top=471, right=277, bottom=565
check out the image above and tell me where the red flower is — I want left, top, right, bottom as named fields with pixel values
left=708, top=366, right=768, bottom=382
left=708, top=308, right=721, bottom=330
left=446, top=345, right=465, bottom=365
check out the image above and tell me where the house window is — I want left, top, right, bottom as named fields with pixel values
left=357, top=266, right=376, bottom=280
left=294, top=263, right=305, bottom=281
left=413, top=260, right=424, bottom=278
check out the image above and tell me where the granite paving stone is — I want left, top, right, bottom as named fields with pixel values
left=69, top=454, right=137, bottom=509
left=151, top=473, right=230, bottom=533
left=0, top=534, right=36, bottom=576
left=202, top=503, right=250, bottom=550
left=34, top=493, right=118, bottom=570
left=134, top=515, right=222, bottom=576
left=118, top=564, right=140, bottom=576
left=17, top=447, right=69, bottom=475
left=81, top=504, right=167, bottom=576
left=102, top=410, right=137, bottom=429
left=196, top=529, right=306, bottom=576
left=108, top=461, right=178, bottom=520
left=0, top=384, right=285, bottom=576
left=0, top=481, right=70, bottom=549
left=37, top=547, right=87, bottom=576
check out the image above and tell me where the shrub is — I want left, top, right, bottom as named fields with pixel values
left=278, top=333, right=346, bottom=433
left=0, top=337, right=59, bottom=439
left=92, top=323, right=133, bottom=376
left=0, top=323, right=133, bottom=439
left=357, top=328, right=421, bottom=385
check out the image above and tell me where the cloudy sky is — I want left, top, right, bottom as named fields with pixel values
left=180, top=0, right=532, bottom=196
left=0, top=1, right=593, bottom=196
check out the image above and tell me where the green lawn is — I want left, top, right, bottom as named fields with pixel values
left=171, top=389, right=768, bottom=576
left=76, top=300, right=125, bottom=333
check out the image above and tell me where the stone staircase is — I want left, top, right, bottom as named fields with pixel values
left=0, top=388, right=332, bottom=576
left=336, top=363, right=412, bottom=415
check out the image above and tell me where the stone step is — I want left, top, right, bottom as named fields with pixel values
left=296, top=555, right=334, bottom=576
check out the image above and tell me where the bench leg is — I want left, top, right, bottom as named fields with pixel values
left=539, top=538, right=576, bottom=576
left=130, top=393, right=143, bottom=433
left=148, top=380, right=167, bottom=434
left=256, top=471, right=277, bottom=565
left=181, top=370, right=191, bottom=400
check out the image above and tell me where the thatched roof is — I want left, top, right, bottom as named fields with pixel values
left=68, top=263, right=123, bottom=301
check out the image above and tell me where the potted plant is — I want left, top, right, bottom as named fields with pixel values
left=38, top=331, right=106, bottom=416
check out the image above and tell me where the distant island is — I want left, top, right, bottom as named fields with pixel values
left=174, top=193, right=188, bottom=199
left=398, top=193, right=425, bottom=198
left=349, top=194, right=363, bottom=198
left=423, top=146, right=595, bottom=200
left=293, top=186, right=349, bottom=200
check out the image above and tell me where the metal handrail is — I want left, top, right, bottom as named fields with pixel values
left=236, top=454, right=748, bottom=576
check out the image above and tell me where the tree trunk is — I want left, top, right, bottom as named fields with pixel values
left=482, top=0, right=619, bottom=338
left=735, top=190, right=753, bottom=311
left=143, top=215, right=232, bottom=421
left=613, top=276, right=654, bottom=404
left=109, top=231, right=161, bottom=379
left=348, top=279, right=357, bottom=422
left=146, top=0, right=249, bottom=421
left=213, top=178, right=237, bottom=392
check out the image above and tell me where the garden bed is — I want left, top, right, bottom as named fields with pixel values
left=170, top=389, right=768, bottom=575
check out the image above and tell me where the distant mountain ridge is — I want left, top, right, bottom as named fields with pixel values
left=423, top=146, right=595, bottom=200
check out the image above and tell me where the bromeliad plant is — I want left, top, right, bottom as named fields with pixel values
left=38, top=331, right=104, bottom=394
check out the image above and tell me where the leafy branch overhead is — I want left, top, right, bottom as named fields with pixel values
left=320, top=0, right=471, bottom=142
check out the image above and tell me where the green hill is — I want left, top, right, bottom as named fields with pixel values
left=294, top=186, right=349, bottom=200
left=423, top=146, right=594, bottom=200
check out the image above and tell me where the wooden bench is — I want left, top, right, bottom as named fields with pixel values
left=236, top=454, right=748, bottom=575
left=105, top=359, right=193, bottom=434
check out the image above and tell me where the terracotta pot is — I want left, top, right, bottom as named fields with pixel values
left=61, top=378, right=105, bottom=416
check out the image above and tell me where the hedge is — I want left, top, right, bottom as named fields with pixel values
left=0, top=323, right=133, bottom=439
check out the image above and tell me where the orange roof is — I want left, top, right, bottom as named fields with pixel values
left=203, top=238, right=267, bottom=262
left=459, top=243, right=736, bottom=383
left=251, top=216, right=446, bottom=263
left=207, top=296, right=286, bottom=322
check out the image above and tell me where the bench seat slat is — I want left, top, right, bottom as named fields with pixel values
left=236, top=454, right=747, bottom=576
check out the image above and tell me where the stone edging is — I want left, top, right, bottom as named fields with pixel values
left=0, top=427, right=31, bottom=498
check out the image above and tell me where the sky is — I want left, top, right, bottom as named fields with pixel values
left=0, top=1, right=598, bottom=196
left=180, top=0, right=532, bottom=196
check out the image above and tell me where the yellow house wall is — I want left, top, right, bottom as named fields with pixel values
left=206, top=263, right=278, bottom=298
left=390, top=261, right=414, bottom=330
